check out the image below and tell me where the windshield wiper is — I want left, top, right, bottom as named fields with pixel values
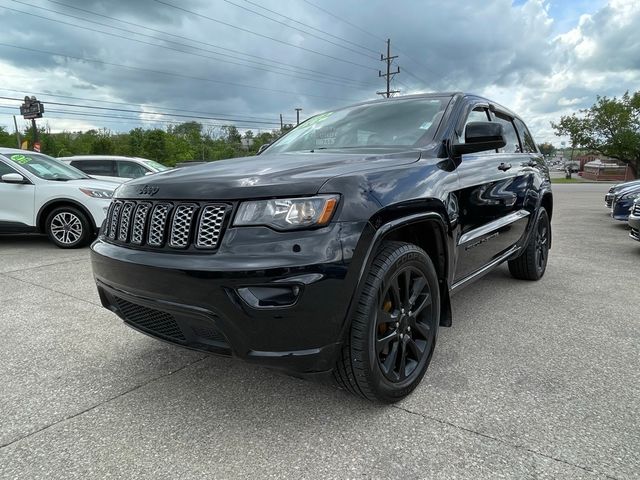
left=49, top=178, right=70, bottom=181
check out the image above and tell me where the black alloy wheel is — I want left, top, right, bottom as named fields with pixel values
left=376, top=266, right=433, bottom=383
left=334, top=241, right=440, bottom=403
left=508, top=207, right=550, bottom=280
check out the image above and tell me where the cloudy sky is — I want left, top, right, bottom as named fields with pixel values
left=0, top=0, right=638, bottom=144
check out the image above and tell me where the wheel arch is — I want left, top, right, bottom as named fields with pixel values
left=37, top=199, right=97, bottom=233
left=346, top=206, right=454, bottom=334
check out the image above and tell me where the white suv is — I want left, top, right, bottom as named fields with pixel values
left=59, top=155, right=170, bottom=184
left=0, top=148, right=117, bottom=248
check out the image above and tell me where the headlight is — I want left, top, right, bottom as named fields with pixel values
left=79, top=187, right=114, bottom=199
left=234, top=195, right=339, bottom=230
left=621, top=191, right=640, bottom=200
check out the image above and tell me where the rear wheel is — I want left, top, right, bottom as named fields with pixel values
left=334, top=241, right=440, bottom=403
left=45, top=206, right=92, bottom=249
left=508, top=208, right=550, bottom=280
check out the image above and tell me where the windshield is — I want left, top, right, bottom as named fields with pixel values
left=266, top=97, right=449, bottom=154
left=142, top=159, right=170, bottom=172
left=4, top=152, right=89, bottom=181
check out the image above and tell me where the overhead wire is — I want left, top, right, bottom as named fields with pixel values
left=220, top=0, right=378, bottom=60
left=0, top=95, right=282, bottom=125
left=0, top=42, right=354, bottom=102
left=42, top=0, right=374, bottom=86
left=1, top=3, right=369, bottom=91
left=241, top=0, right=379, bottom=55
left=0, top=87, right=286, bottom=123
left=151, top=0, right=378, bottom=71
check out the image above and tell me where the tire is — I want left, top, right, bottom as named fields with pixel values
left=334, top=241, right=440, bottom=403
left=45, top=206, right=93, bottom=249
left=508, top=208, right=550, bottom=280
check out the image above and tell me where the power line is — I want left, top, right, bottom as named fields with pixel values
left=301, top=0, right=438, bottom=84
left=0, top=42, right=354, bottom=102
left=0, top=105, right=277, bottom=130
left=0, top=95, right=282, bottom=125
left=151, top=0, right=378, bottom=71
left=242, top=0, right=379, bottom=55
left=2, top=3, right=367, bottom=91
left=42, top=0, right=373, bottom=87
left=0, top=86, right=287, bottom=123
left=301, top=0, right=384, bottom=43
left=221, top=0, right=377, bottom=60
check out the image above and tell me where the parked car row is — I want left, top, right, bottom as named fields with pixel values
left=604, top=178, right=640, bottom=242
left=0, top=150, right=171, bottom=248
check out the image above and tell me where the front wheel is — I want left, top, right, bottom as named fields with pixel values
left=45, top=206, right=93, bottom=249
left=334, top=241, right=440, bottom=403
left=508, top=208, right=550, bottom=280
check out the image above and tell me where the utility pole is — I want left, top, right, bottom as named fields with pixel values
left=12, top=115, right=21, bottom=148
left=280, top=113, right=284, bottom=130
left=295, top=108, right=302, bottom=126
left=377, top=38, right=400, bottom=98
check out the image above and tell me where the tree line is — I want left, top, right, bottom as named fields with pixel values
left=0, top=121, right=289, bottom=165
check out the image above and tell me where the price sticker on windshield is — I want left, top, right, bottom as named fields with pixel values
left=10, top=154, right=32, bottom=165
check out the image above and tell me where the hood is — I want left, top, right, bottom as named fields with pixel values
left=115, top=150, right=421, bottom=200
left=58, top=178, right=120, bottom=190
left=612, top=179, right=640, bottom=193
left=617, top=183, right=640, bottom=197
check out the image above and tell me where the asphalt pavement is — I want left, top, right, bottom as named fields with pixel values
left=1, top=183, right=638, bottom=479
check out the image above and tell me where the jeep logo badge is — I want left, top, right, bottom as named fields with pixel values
left=137, top=185, right=159, bottom=196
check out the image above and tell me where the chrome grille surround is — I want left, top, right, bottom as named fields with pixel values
left=107, top=201, right=123, bottom=240
left=118, top=202, right=135, bottom=242
left=147, top=203, right=172, bottom=247
left=196, top=205, right=227, bottom=249
left=169, top=203, right=197, bottom=248
left=104, top=200, right=229, bottom=251
left=131, top=202, right=151, bottom=245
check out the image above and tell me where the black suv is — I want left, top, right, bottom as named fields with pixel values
left=91, top=93, right=552, bottom=402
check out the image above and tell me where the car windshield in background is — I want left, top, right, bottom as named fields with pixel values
left=142, top=159, right=170, bottom=172
left=266, top=97, right=449, bottom=154
left=4, top=153, right=88, bottom=181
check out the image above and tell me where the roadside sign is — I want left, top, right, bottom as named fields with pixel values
left=20, top=96, right=44, bottom=120
left=33, top=142, right=41, bottom=153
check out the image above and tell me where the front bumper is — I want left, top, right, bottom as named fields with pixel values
left=605, top=193, right=614, bottom=209
left=91, top=222, right=366, bottom=374
left=628, top=213, right=640, bottom=242
left=611, top=199, right=634, bottom=221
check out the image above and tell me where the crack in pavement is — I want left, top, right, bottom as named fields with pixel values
left=391, top=404, right=620, bottom=480
left=0, top=271, right=102, bottom=308
left=0, top=356, right=209, bottom=450
left=0, top=258, right=87, bottom=276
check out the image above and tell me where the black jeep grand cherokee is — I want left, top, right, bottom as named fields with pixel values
left=91, top=93, right=552, bottom=402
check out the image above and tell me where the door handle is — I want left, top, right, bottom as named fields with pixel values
left=498, top=163, right=512, bottom=171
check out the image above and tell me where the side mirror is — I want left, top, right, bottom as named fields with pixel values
left=144, top=171, right=154, bottom=176
left=452, top=122, right=506, bottom=156
left=1, top=173, right=27, bottom=184
left=256, top=143, right=271, bottom=155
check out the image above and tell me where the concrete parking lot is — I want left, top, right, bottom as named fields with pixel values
left=1, top=184, right=638, bottom=479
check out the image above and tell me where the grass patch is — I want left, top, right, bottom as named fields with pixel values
left=551, top=177, right=581, bottom=183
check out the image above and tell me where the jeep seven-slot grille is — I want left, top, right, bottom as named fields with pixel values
left=633, top=202, right=640, bottom=216
left=104, top=200, right=229, bottom=251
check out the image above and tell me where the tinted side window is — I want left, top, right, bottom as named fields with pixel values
left=459, top=107, right=490, bottom=143
left=71, top=160, right=115, bottom=176
left=117, top=161, right=147, bottom=178
left=0, top=160, right=18, bottom=178
left=513, top=118, right=538, bottom=153
left=493, top=113, right=521, bottom=154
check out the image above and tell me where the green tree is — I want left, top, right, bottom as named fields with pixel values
left=537, top=142, right=556, bottom=157
left=552, top=91, right=640, bottom=177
